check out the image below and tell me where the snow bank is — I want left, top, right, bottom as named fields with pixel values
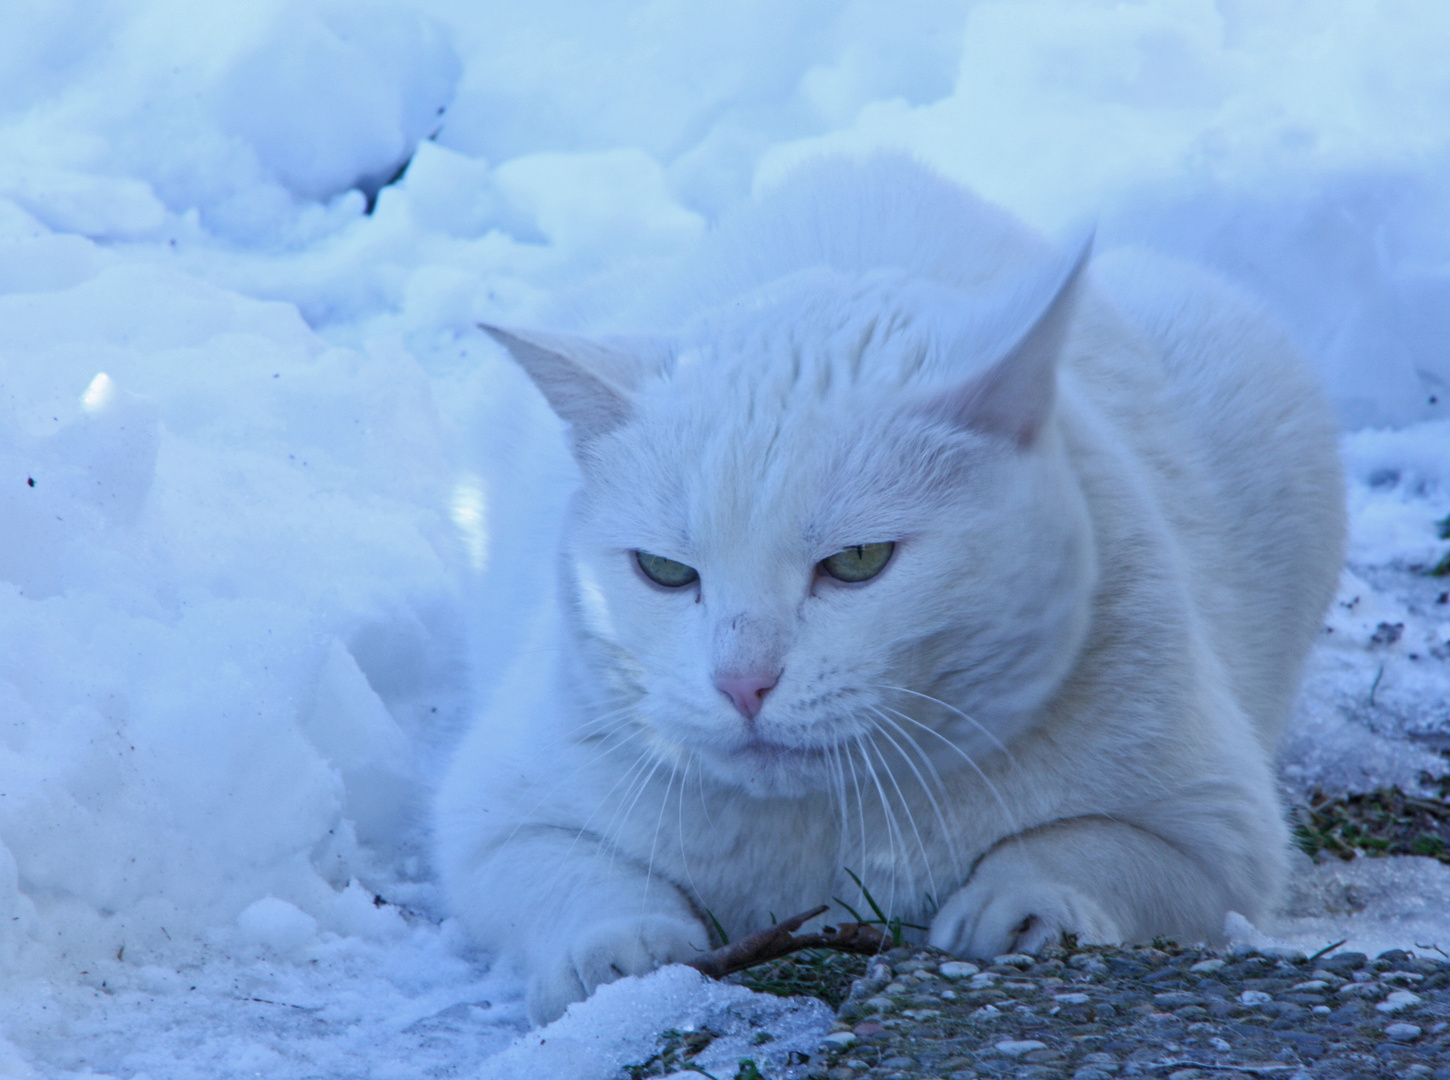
left=0, top=1, right=1448, bottom=1077
left=1233, top=853, right=1450, bottom=962
left=478, top=965, right=832, bottom=1080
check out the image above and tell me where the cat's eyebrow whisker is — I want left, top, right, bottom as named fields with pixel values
left=869, top=707, right=964, bottom=886
left=862, top=718, right=940, bottom=910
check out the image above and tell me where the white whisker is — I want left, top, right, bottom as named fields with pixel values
left=862, top=722, right=937, bottom=911
left=869, top=706, right=963, bottom=887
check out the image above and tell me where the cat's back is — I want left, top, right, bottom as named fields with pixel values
left=1086, top=250, right=1345, bottom=740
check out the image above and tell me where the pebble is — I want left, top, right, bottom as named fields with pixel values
left=792, top=942, right=1450, bottom=1080
left=1376, top=989, right=1423, bottom=1012
left=994, top=1039, right=1047, bottom=1057
left=937, top=961, right=979, bottom=980
left=993, top=954, right=1035, bottom=968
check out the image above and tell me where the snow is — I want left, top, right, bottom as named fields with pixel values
left=0, top=1, right=1448, bottom=1077
left=476, top=966, right=833, bottom=1080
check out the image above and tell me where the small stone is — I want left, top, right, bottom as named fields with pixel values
left=1319, top=951, right=1367, bottom=973
left=1072, top=1070, right=1114, bottom=1080
left=1382, top=969, right=1425, bottom=984
left=1209, top=1036, right=1232, bottom=1052
left=1336, top=981, right=1381, bottom=998
left=880, top=1055, right=917, bottom=1068
left=1238, top=990, right=1272, bottom=1005
left=995, top=1038, right=1048, bottom=1056
left=1189, top=958, right=1225, bottom=973
left=1154, top=992, right=1203, bottom=1008
left=820, top=1032, right=857, bottom=1049
left=962, top=988, right=1007, bottom=1002
left=1264, top=946, right=1307, bottom=962
left=993, top=953, right=1035, bottom=968
left=1289, top=980, right=1327, bottom=992
left=1376, top=989, right=1423, bottom=1013
left=1384, top=1022, right=1422, bottom=1042
left=1311, top=1005, right=1330, bottom=1015
left=1053, top=992, right=1091, bottom=1004
left=938, top=961, right=980, bottom=979
left=882, top=981, right=909, bottom=994
left=863, top=995, right=895, bottom=1013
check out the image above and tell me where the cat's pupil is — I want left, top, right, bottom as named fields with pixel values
left=821, top=541, right=895, bottom=583
left=635, top=550, right=699, bottom=588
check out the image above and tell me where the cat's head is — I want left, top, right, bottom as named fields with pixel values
left=489, top=243, right=1098, bottom=798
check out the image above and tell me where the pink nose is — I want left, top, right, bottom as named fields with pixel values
left=714, top=671, right=780, bottom=720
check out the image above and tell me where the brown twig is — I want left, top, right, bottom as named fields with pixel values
left=685, top=905, right=890, bottom=979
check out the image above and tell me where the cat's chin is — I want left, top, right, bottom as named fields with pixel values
left=696, top=737, right=836, bottom=799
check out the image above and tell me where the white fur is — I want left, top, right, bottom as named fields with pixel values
left=435, top=156, right=1345, bottom=1025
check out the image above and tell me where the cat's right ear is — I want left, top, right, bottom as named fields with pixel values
left=481, top=325, right=670, bottom=450
left=925, top=235, right=1092, bottom=449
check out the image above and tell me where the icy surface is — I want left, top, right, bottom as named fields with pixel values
left=477, top=966, right=833, bottom=1080
left=0, top=1, right=1449, bottom=1077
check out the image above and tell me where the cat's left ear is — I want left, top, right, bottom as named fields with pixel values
left=481, top=325, right=671, bottom=451
left=928, top=235, right=1093, bottom=448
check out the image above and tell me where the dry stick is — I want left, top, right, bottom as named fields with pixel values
left=685, top=905, right=891, bottom=980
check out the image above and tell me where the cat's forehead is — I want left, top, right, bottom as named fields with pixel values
left=577, top=270, right=1012, bottom=555
left=588, top=368, right=985, bottom=562
left=668, top=267, right=979, bottom=401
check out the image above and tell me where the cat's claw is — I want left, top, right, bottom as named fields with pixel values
left=928, top=876, right=1123, bottom=959
left=526, top=914, right=708, bottom=1026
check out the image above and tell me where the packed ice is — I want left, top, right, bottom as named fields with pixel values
left=1, top=1, right=1449, bottom=1077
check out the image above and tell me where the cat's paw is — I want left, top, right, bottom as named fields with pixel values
left=928, top=874, right=1123, bottom=959
left=527, top=914, right=708, bottom=1025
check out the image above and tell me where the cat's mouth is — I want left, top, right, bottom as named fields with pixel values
left=728, top=735, right=832, bottom=769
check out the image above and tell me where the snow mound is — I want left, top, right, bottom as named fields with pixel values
left=478, top=965, right=833, bottom=1080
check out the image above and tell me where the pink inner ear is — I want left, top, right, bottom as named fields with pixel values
left=928, top=237, right=1091, bottom=448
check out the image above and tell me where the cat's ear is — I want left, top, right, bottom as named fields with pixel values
left=928, top=235, right=1093, bottom=448
left=481, top=325, right=670, bottom=448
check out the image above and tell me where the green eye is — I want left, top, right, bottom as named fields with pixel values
left=820, top=542, right=895, bottom=583
left=635, top=550, right=699, bottom=588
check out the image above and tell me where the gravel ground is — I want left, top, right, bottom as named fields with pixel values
left=800, top=942, right=1450, bottom=1080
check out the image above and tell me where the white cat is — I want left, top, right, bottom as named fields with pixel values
left=435, top=156, right=1345, bottom=1025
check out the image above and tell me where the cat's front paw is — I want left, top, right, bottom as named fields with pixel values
left=527, top=914, right=708, bottom=1025
left=928, top=873, right=1123, bottom=959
